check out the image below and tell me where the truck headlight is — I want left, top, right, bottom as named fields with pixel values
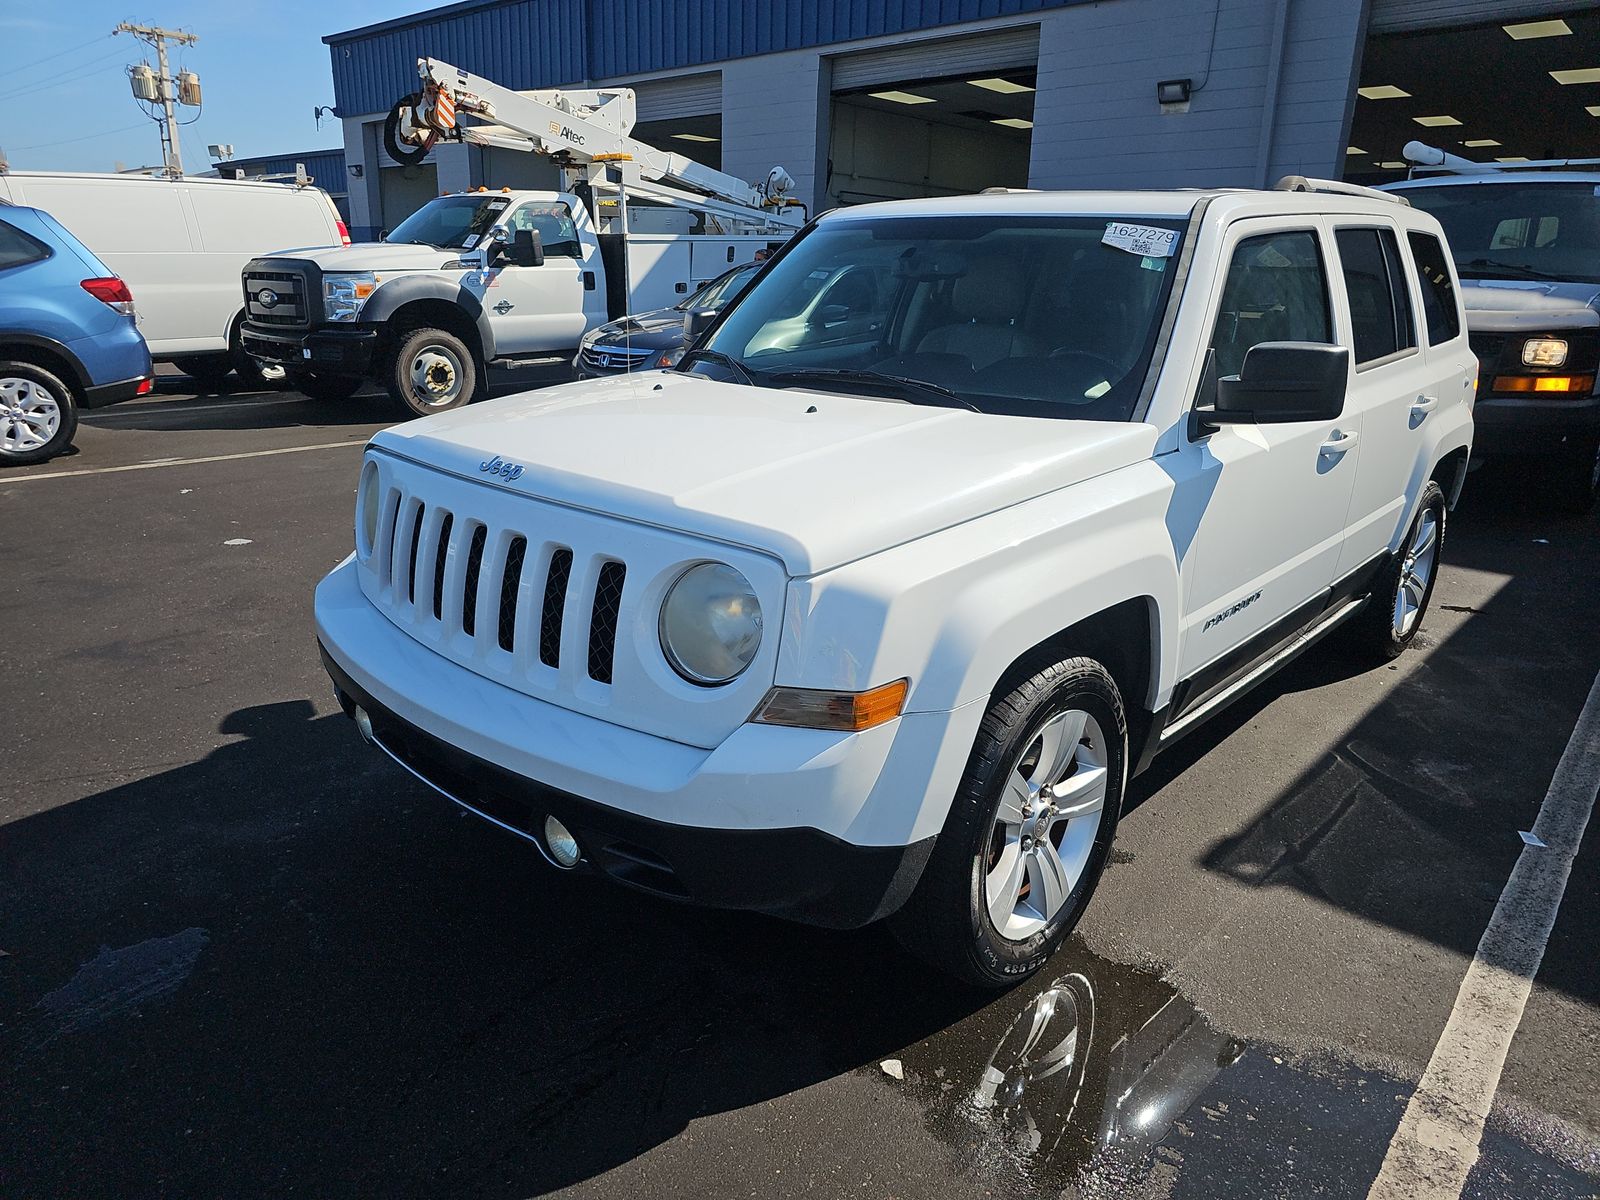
left=324, top=273, right=379, bottom=323
left=1522, top=337, right=1569, bottom=367
left=659, top=563, right=762, bottom=685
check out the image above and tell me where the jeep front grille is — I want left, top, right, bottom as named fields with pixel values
left=375, top=497, right=625, bottom=687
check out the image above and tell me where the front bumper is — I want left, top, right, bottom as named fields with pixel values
left=315, top=559, right=980, bottom=928
left=1473, top=393, right=1600, bottom=455
left=241, top=324, right=378, bottom=375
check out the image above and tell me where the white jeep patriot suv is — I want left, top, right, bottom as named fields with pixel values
left=315, top=181, right=1474, bottom=986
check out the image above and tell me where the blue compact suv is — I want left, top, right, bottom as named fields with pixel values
left=0, top=204, right=152, bottom=465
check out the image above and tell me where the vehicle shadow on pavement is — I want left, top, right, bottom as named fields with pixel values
left=1183, top=461, right=1600, bottom=1010
left=92, top=389, right=398, bottom=432
left=0, top=699, right=992, bottom=1198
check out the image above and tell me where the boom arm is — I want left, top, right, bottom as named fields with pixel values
left=401, top=57, right=801, bottom=231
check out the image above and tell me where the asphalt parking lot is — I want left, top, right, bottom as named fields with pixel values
left=2, top=375, right=1598, bottom=1199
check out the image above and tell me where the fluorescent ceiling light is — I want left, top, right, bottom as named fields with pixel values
left=1588, top=106, right=1600, bottom=116
left=1496, top=155, right=1531, bottom=162
left=968, top=77, right=1034, bottom=94
left=1504, top=18, right=1572, bottom=39
left=869, top=89, right=935, bottom=105
left=992, top=117, right=1033, bottom=129
left=671, top=133, right=719, bottom=143
left=1358, top=85, right=1410, bottom=100
left=1413, top=115, right=1462, bottom=127
left=1377, top=162, right=1407, bottom=169
left=1463, top=138, right=1501, bottom=147
left=1346, top=146, right=1365, bottom=155
left=1550, top=67, right=1600, bottom=84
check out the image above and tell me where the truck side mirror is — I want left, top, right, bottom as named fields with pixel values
left=509, top=227, right=544, bottom=268
left=682, top=309, right=718, bottom=341
left=1194, top=342, right=1348, bottom=434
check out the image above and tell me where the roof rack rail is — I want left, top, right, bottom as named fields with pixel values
left=1274, top=175, right=1410, bottom=206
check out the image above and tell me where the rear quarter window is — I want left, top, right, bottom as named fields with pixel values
left=1406, top=230, right=1461, bottom=344
left=0, top=220, right=51, bottom=271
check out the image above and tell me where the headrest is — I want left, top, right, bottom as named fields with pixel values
left=952, top=259, right=1025, bottom=319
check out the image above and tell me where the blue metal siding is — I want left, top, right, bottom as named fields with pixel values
left=326, top=0, right=1084, bottom=116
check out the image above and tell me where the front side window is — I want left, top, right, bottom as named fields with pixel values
left=1400, top=181, right=1600, bottom=285
left=1407, top=231, right=1461, bottom=345
left=506, top=202, right=582, bottom=258
left=0, top=220, right=51, bottom=271
left=386, top=195, right=511, bottom=249
left=1209, top=230, right=1332, bottom=380
left=1336, top=227, right=1416, bottom=367
left=697, top=214, right=1188, bottom=421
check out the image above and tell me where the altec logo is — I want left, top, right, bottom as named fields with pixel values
left=548, top=120, right=586, bottom=146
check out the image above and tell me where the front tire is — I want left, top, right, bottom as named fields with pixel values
left=0, top=361, right=78, bottom=466
left=288, top=370, right=364, bottom=403
left=892, top=656, right=1126, bottom=989
left=385, top=328, right=477, bottom=418
left=1344, top=480, right=1446, bottom=662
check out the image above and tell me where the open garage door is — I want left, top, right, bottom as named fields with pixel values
left=827, top=26, right=1039, bottom=207
left=625, top=72, right=724, bottom=172
left=1347, top=7, right=1600, bottom=184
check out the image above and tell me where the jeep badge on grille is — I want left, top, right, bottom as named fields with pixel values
left=479, top=455, right=525, bottom=482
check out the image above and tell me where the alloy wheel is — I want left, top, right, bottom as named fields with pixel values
left=985, top=709, right=1109, bottom=942
left=1393, top=507, right=1440, bottom=638
left=0, top=377, right=62, bottom=454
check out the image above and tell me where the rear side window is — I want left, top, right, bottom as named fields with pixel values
left=1210, top=230, right=1333, bottom=379
left=1336, top=227, right=1417, bottom=366
left=0, top=220, right=50, bottom=271
left=1407, top=231, right=1461, bottom=344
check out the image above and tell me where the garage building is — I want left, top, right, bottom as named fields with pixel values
left=323, top=0, right=1600, bottom=241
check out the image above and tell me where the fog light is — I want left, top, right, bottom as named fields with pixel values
left=353, top=705, right=375, bottom=743
left=544, top=815, right=581, bottom=868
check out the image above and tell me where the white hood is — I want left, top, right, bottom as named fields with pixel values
left=371, top=372, right=1156, bottom=575
left=1460, top=279, right=1600, bottom=333
left=266, top=242, right=465, bottom=272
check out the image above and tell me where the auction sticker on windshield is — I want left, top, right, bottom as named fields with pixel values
left=1103, top=222, right=1177, bottom=258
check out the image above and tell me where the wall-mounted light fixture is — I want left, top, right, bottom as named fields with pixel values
left=1156, top=78, right=1192, bottom=105
left=348, top=163, right=364, bottom=178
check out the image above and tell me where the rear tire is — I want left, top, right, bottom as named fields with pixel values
left=385, top=328, right=477, bottom=418
left=0, top=361, right=78, bottom=466
left=174, top=353, right=234, bottom=393
left=1343, top=481, right=1446, bottom=662
left=1552, top=439, right=1599, bottom=515
left=288, top=370, right=364, bottom=403
left=891, top=656, right=1126, bottom=989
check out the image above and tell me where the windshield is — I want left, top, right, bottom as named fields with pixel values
left=1399, top=181, right=1600, bottom=285
left=692, top=214, right=1186, bottom=420
left=677, top=264, right=760, bottom=312
left=386, top=195, right=512, bottom=249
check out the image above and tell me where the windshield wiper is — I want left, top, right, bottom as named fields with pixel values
left=678, top=348, right=755, bottom=387
left=1459, top=258, right=1566, bottom=282
left=765, top=368, right=980, bottom=412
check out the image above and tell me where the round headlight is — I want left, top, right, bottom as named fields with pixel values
left=358, top=461, right=380, bottom=556
left=659, top=563, right=763, bottom=685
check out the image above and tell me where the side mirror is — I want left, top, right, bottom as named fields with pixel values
left=810, top=303, right=851, bottom=327
left=1197, top=342, right=1348, bottom=433
left=508, top=227, right=544, bottom=268
left=682, top=309, right=718, bottom=341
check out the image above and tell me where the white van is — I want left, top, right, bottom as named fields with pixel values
left=0, top=171, right=347, bottom=387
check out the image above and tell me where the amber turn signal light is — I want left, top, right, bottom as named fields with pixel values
left=752, top=679, right=909, bottom=732
left=1490, top=374, right=1595, bottom=394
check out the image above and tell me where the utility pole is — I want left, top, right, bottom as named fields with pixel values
left=115, top=22, right=198, bottom=177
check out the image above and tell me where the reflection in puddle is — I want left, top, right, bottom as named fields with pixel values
left=891, top=942, right=1247, bottom=1194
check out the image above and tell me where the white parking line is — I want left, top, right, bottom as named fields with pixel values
left=1366, top=665, right=1600, bottom=1200
left=6, top=440, right=364, bottom=482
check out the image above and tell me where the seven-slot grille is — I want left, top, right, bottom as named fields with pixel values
left=578, top=343, right=657, bottom=374
left=244, top=269, right=309, bottom=327
left=379, top=490, right=627, bottom=685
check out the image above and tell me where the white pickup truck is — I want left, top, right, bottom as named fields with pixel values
left=314, top=181, right=1474, bottom=986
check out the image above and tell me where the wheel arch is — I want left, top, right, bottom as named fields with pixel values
left=0, top=335, right=89, bottom=399
left=365, top=277, right=494, bottom=362
left=989, top=596, right=1160, bottom=729
left=1431, top=444, right=1470, bottom=510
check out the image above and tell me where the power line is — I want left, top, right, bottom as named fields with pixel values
left=9, top=32, right=115, bottom=81
left=8, top=121, right=150, bottom=153
left=21, top=48, right=132, bottom=97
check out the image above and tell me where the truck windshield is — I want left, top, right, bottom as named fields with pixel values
left=693, top=214, right=1187, bottom=420
left=386, top=195, right=512, bottom=249
left=1400, top=181, right=1600, bottom=285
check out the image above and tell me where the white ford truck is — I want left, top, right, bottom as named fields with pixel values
left=314, top=181, right=1474, bottom=986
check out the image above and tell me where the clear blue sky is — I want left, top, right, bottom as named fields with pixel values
left=7, top=2, right=426, bottom=172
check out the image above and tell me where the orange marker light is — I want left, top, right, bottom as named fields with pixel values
left=753, top=679, right=909, bottom=732
left=1491, top=374, right=1595, bottom=394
